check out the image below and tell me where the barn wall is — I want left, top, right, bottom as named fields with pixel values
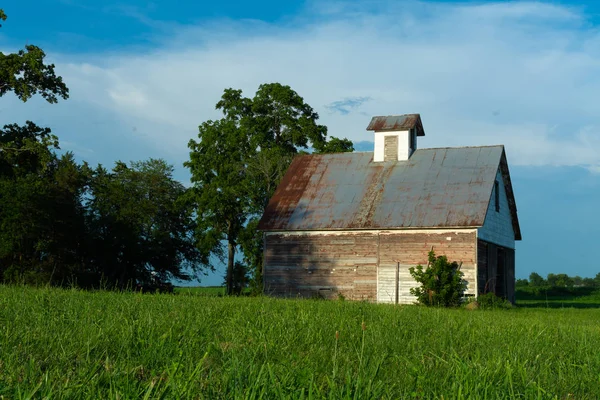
left=263, top=232, right=379, bottom=301
left=478, top=169, right=516, bottom=249
left=264, top=229, right=477, bottom=303
left=378, top=230, right=477, bottom=304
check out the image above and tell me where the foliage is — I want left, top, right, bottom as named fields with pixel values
left=477, top=292, right=513, bottom=309
left=0, top=150, right=203, bottom=287
left=515, top=278, right=528, bottom=287
left=187, top=83, right=353, bottom=295
left=528, top=272, right=545, bottom=287
left=519, top=272, right=600, bottom=289
left=2, top=285, right=600, bottom=398
left=185, top=117, right=253, bottom=295
left=238, top=218, right=264, bottom=294
left=409, top=250, right=467, bottom=307
left=0, top=10, right=68, bottom=103
left=0, top=9, right=205, bottom=288
left=84, top=159, right=203, bottom=288
left=221, top=262, right=250, bottom=295
left=0, top=121, right=89, bottom=284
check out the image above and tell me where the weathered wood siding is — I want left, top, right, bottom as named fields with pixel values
left=384, top=135, right=399, bottom=161
left=263, top=232, right=378, bottom=300
left=264, top=230, right=477, bottom=303
left=378, top=231, right=477, bottom=304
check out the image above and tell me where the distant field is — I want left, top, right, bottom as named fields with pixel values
left=1, top=286, right=600, bottom=398
left=516, top=286, right=600, bottom=309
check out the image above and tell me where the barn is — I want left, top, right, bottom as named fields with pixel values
left=257, top=114, right=522, bottom=304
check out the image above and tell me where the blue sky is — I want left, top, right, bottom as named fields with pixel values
left=2, top=0, right=600, bottom=285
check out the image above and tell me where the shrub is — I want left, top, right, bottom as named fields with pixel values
left=477, top=292, right=512, bottom=309
left=409, top=250, right=467, bottom=307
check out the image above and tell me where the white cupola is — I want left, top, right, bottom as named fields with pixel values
left=366, top=114, right=425, bottom=162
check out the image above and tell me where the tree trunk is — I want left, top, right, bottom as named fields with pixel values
left=226, top=238, right=235, bottom=295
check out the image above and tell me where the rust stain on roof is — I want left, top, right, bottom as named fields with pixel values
left=258, top=145, right=520, bottom=237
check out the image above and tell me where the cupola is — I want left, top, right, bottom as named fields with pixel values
left=366, top=114, right=425, bottom=162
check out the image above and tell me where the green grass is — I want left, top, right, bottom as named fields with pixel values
left=174, top=286, right=225, bottom=296
left=1, top=286, right=600, bottom=398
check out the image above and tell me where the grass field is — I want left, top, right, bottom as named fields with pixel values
left=1, top=286, right=600, bottom=399
left=174, top=286, right=226, bottom=296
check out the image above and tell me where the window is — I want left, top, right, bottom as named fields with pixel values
left=409, top=129, right=415, bottom=152
left=494, top=180, right=500, bottom=212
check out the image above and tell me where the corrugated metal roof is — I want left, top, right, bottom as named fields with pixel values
left=366, top=114, right=425, bottom=136
left=258, top=146, right=510, bottom=232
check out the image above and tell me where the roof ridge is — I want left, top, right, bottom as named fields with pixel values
left=417, top=144, right=505, bottom=150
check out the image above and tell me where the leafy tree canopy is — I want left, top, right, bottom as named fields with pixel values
left=0, top=9, right=68, bottom=103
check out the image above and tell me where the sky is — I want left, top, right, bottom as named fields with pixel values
left=2, top=0, right=600, bottom=285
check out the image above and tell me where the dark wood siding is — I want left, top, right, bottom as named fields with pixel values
left=264, top=233, right=378, bottom=301
left=477, top=240, right=488, bottom=293
left=477, top=238, right=516, bottom=304
left=505, top=248, right=515, bottom=303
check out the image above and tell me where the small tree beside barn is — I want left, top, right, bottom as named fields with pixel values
left=258, top=114, right=521, bottom=304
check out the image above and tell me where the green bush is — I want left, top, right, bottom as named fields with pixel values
left=409, top=250, right=467, bottom=307
left=477, top=292, right=512, bottom=309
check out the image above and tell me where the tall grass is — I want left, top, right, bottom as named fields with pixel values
left=1, top=285, right=599, bottom=398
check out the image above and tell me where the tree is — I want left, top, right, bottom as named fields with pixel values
left=0, top=145, right=89, bottom=285
left=0, top=9, right=74, bottom=284
left=0, top=10, right=68, bottom=103
left=85, top=159, right=202, bottom=288
left=409, top=250, right=467, bottom=307
left=516, top=278, right=529, bottom=287
left=546, top=273, right=558, bottom=287
left=528, top=272, right=545, bottom=287
left=583, top=277, right=596, bottom=287
left=185, top=118, right=252, bottom=295
left=188, top=83, right=353, bottom=295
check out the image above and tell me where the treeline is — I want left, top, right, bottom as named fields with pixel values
left=0, top=9, right=352, bottom=292
left=517, top=272, right=600, bottom=288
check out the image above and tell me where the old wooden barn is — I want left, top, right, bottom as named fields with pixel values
left=257, top=114, right=522, bottom=304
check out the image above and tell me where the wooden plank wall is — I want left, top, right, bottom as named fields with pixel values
left=379, top=231, right=477, bottom=304
left=263, top=233, right=378, bottom=301
left=264, top=230, right=477, bottom=303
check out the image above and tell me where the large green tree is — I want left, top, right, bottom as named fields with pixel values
left=186, top=117, right=253, bottom=295
left=187, top=83, right=353, bottom=294
left=0, top=123, right=89, bottom=284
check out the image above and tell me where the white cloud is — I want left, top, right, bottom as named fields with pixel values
left=6, top=0, right=600, bottom=171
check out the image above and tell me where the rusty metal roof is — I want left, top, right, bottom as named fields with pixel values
left=366, top=114, right=425, bottom=136
left=258, top=145, right=521, bottom=239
